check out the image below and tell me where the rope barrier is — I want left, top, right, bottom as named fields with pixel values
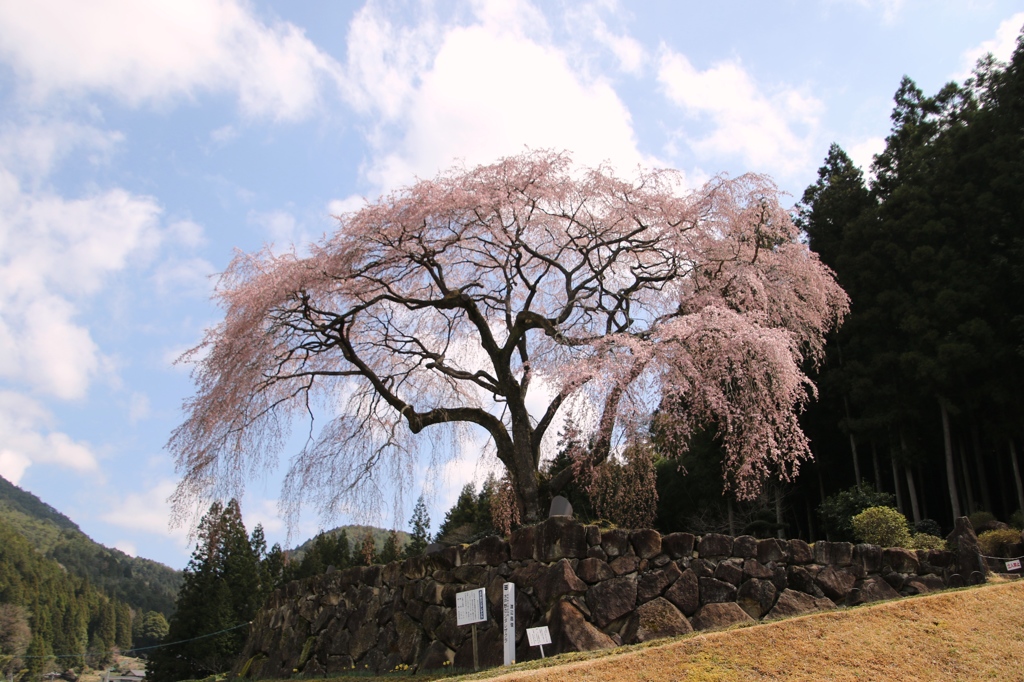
left=15, top=622, right=252, bottom=659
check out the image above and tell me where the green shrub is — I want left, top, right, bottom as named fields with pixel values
left=968, top=511, right=1000, bottom=533
left=818, top=485, right=897, bottom=542
left=851, top=506, right=911, bottom=547
left=908, top=533, right=945, bottom=550
left=977, top=528, right=1022, bottom=558
left=914, top=518, right=942, bottom=537
left=1009, top=510, right=1024, bottom=530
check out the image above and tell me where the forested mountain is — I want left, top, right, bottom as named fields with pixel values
left=0, top=475, right=181, bottom=617
left=0, top=520, right=132, bottom=677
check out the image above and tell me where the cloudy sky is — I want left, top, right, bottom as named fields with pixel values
left=0, top=0, right=1020, bottom=570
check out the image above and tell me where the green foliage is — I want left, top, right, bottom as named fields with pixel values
left=378, top=530, right=401, bottom=565
left=1010, top=510, right=1024, bottom=530
left=148, top=500, right=276, bottom=682
left=852, top=506, right=912, bottom=548
left=0, top=603, right=31, bottom=678
left=404, top=496, right=431, bottom=558
left=0, top=475, right=181, bottom=618
left=434, top=479, right=499, bottom=545
left=818, top=486, right=896, bottom=542
left=908, top=533, right=945, bottom=550
left=968, top=511, right=999, bottom=533
left=977, top=528, right=1022, bottom=558
left=914, top=519, right=942, bottom=537
left=0, top=517, right=132, bottom=669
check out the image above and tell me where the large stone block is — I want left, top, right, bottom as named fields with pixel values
left=736, top=578, right=777, bottom=619
left=814, top=541, right=853, bottom=566
left=509, top=524, right=536, bottom=561
left=549, top=598, right=616, bottom=654
left=786, top=565, right=823, bottom=598
left=622, top=597, right=692, bottom=644
left=662, top=532, right=696, bottom=559
left=637, top=562, right=682, bottom=603
left=536, top=517, right=588, bottom=561
left=664, top=568, right=699, bottom=616
left=714, top=559, right=744, bottom=586
left=947, top=516, right=986, bottom=577
left=609, top=555, right=640, bottom=576
left=732, top=535, right=758, bottom=558
left=742, top=559, right=774, bottom=581
left=814, top=566, right=856, bottom=603
left=847, top=576, right=901, bottom=606
left=882, top=547, right=920, bottom=575
left=756, top=538, right=788, bottom=564
left=764, top=589, right=835, bottom=620
left=691, top=602, right=754, bottom=631
left=631, top=529, right=662, bottom=559
left=698, top=577, right=738, bottom=605
left=788, top=539, right=814, bottom=564
left=851, top=544, right=882, bottom=577
left=586, top=574, right=638, bottom=627
left=464, top=535, right=509, bottom=566
left=601, top=528, right=631, bottom=557
left=698, top=533, right=734, bottom=558
left=577, top=557, right=615, bottom=584
left=536, top=559, right=587, bottom=606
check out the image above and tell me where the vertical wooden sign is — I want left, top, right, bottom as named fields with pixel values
left=502, top=582, right=516, bottom=666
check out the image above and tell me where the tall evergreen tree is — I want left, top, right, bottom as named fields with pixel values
left=404, top=496, right=431, bottom=558
left=148, top=500, right=266, bottom=682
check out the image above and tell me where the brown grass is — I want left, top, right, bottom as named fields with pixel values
left=474, top=579, right=1024, bottom=682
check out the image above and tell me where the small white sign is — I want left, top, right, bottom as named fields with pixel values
left=1006, top=559, right=1022, bottom=572
left=526, top=626, right=552, bottom=647
left=456, top=588, right=487, bottom=626
left=502, top=582, right=516, bottom=666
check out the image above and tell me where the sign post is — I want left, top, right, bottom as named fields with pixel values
left=455, top=588, right=487, bottom=671
left=502, top=582, right=516, bottom=665
left=526, top=626, right=552, bottom=659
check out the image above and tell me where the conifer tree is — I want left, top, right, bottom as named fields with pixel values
left=404, top=496, right=431, bottom=558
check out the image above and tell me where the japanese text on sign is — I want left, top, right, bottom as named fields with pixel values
left=456, top=588, right=487, bottom=626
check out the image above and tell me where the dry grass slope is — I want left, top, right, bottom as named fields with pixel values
left=476, top=579, right=1024, bottom=682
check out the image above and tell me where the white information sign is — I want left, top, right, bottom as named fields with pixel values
left=456, top=588, right=487, bottom=626
left=526, top=626, right=552, bottom=647
left=502, top=582, right=516, bottom=665
left=1006, top=559, right=1022, bottom=572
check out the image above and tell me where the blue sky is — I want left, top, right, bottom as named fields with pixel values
left=0, top=0, right=1020, bottom=570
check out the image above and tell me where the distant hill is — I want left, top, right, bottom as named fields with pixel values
left=0, top=474, right=182, bottom=617
left=288, top=524, right=410, bottom=561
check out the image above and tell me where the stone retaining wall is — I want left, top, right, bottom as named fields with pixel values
left=237, top=518, right=983, bottom=678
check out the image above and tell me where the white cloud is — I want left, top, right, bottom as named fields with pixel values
left=0, top=120, right=123, bottom=182
left=0, top=0, right=345, bottom=121
left=99, top=479, right=190, bottom=546
left=153, top=256, right=216, bottom=298
left=657, top=49, right=823, bottom=179
left=847, top=135, right=886, bottom=176
left=114, top=541, right=137, bottom=557
left=955, top=12, right=1024, bottom=81
left=128, top=392, right=151, bottom=424
left=327, top=195, right=368, bottom=217
left=0, top=391, right=99, bottom=482
left=345, top=0, right=657, bottom=191
left=0, top=168, right=163, bottom=398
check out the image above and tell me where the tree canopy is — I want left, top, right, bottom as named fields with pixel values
left=170, top=151, right=847, bottom=526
